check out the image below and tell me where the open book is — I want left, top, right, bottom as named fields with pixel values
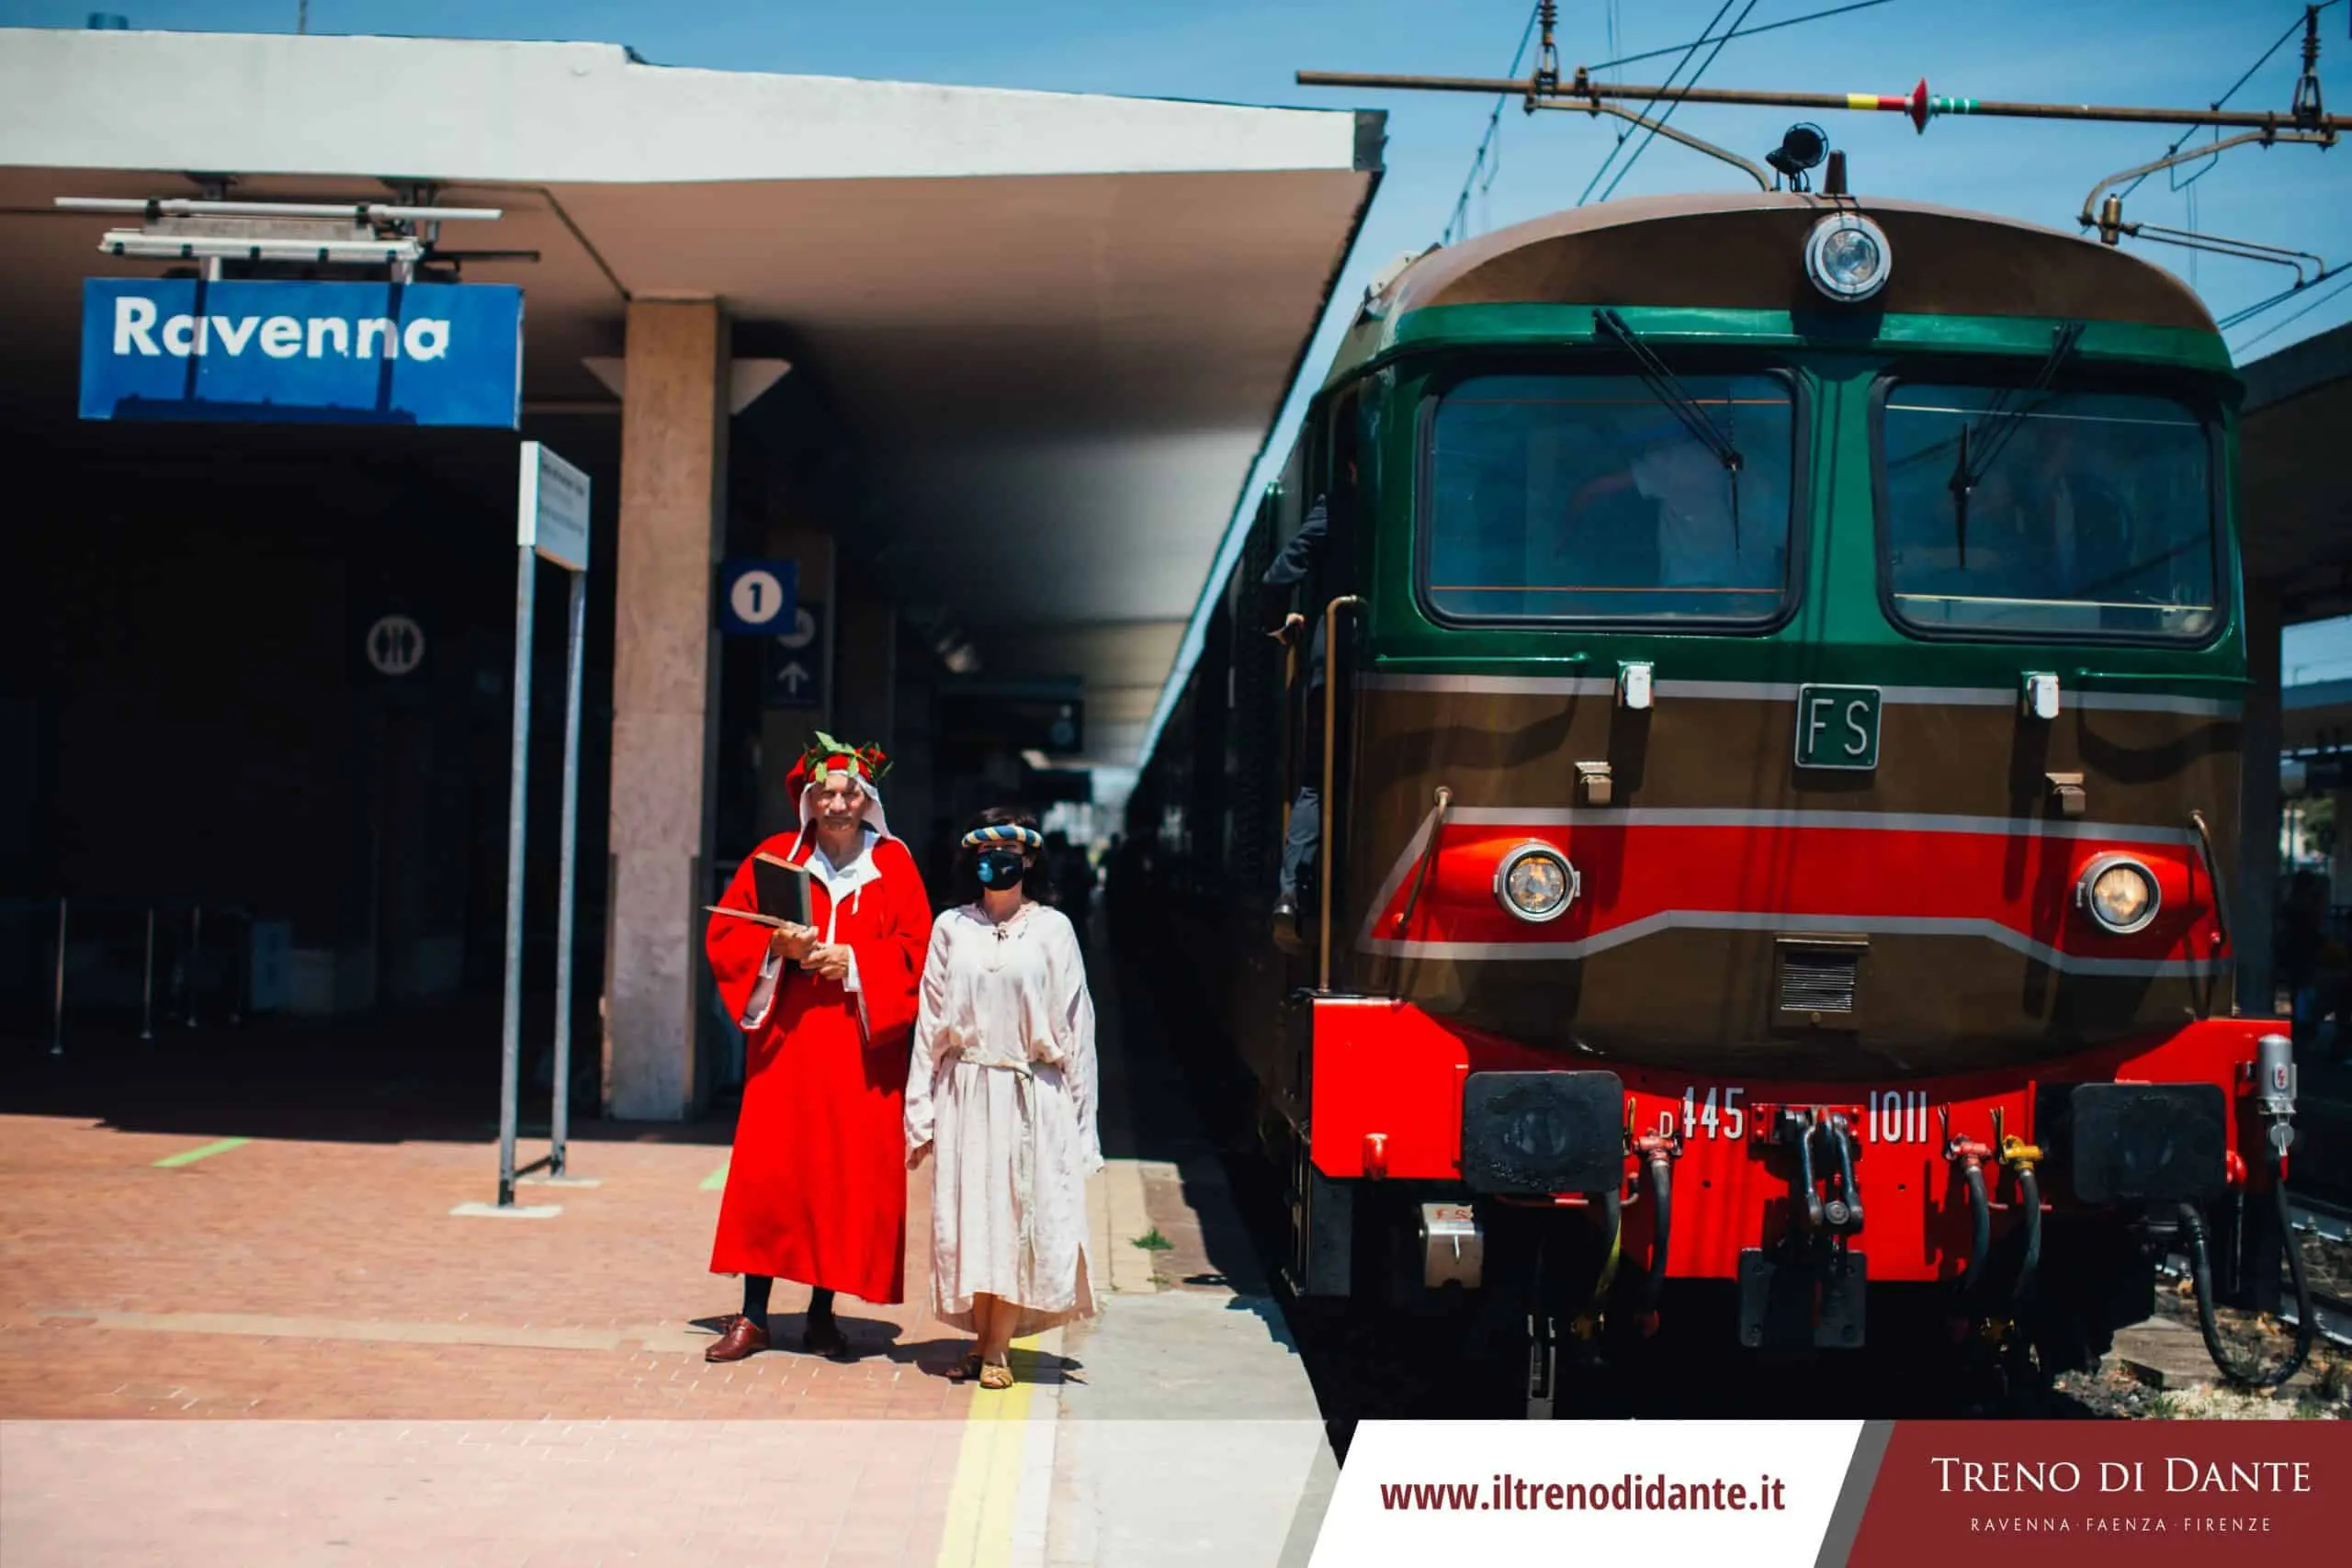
left=704, top=851, right=812, bottom=930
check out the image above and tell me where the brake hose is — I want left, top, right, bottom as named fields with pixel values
left=1641, top=1149, right=1674, bottom=1315
left=2014, top=1164, right=2043, bottom=1307
left=2177, top=1169, right=2316, bottom=1389
left=1959, top=1159, right=1992, bottom=1305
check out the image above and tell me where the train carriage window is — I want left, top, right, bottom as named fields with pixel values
left=1877, top=386, right=2218, bottom=642
left=1422, top=373, right=1797, bottom=625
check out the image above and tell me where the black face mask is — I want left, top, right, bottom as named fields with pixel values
left=976, top=850, right=1027, bottom=890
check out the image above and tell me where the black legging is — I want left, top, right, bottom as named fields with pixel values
left=742, top=1276, right=832, bottom=1324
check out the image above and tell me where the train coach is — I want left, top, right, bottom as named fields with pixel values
left=1126, top=185, right=2311, bottom=1413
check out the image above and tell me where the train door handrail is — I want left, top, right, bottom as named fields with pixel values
left=1319, top=595, right=1366, bottom=992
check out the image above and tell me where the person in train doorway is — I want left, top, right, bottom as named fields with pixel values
left=702, top=735, right=934, bottom=1362
left=1262, top=458, right=1352, bottom=951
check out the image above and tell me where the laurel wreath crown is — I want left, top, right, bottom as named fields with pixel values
left=797, top=729, right=892, bottom=785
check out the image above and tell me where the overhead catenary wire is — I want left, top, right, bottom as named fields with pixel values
left=1591, top=0, right=1763, bottom=207
left=1583, top=0, right=1897, bottom=74
left=2118, top=0, right=2345, bottom=205
left=1577, top=0, right=1743, bottom=207
left=2220, top=259, right=2352, bottom=332
left=2231, top=265, right=2352, bottom=352
left=2114, top=1, right=2348, bottom=340
left=1442, top=2, right=1546, bottom=245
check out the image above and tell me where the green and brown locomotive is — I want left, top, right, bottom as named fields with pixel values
left=1127, top=188, right=2310, bottom=1410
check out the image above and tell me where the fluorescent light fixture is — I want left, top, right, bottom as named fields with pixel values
left=61, top=197, right=502, bottom=223
left=99, top=231, right=425, bottom=264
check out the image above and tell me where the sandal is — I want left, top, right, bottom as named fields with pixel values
left=978, top=1359, right=1015, bottom=1391
left=950, top=1352, right=984, bottom=1382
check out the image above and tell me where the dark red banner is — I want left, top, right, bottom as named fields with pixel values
left=1847, top=1420, right=2350, bottom=1565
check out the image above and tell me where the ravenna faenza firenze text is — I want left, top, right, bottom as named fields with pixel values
left=109, top=297, right=454, bottom=362
left=1932, top=1459, right=2312, bottom=1494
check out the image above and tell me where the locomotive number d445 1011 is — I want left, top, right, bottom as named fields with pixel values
left=1655, top=1086, right=1938, bottom=1145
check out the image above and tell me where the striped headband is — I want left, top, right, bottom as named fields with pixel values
left=962, top=825, right=1044, bottom=852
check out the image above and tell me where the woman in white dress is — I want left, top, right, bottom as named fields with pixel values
left=906, top=807, right=1102, bottom=1389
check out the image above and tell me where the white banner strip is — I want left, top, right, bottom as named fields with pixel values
left=1312, top=1421, right=1865, bottom=1568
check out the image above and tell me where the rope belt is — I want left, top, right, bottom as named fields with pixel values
left=953, top=1051, right=1050, bottom=1278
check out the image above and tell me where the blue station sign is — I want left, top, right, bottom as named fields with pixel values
left=79, top=278, right=523, bottom=426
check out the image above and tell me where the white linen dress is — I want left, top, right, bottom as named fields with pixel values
left=905, top=901, right=1102, bottom=1337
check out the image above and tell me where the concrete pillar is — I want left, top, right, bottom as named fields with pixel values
left=603, top=299, right=729, bottom=1121
left=2239, top=579, right=2282, bottom=1018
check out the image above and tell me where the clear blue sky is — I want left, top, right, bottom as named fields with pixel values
left=13, top=1, right=2351, bottom=682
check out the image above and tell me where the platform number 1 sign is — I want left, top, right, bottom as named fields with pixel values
left=719, top=559, right=798, bottom=637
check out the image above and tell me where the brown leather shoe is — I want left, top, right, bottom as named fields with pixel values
left=705, top=1314, right=770, bottom=1362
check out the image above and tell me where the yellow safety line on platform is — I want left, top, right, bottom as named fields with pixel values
left=153, top=1137, right=250, bottom=1168
left=699, top=1164, right=728, bottom=1191
left=934, top=1334, right=1044, bottom=1568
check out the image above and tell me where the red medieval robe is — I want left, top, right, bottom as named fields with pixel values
left=707, top=829, right=933, bottom=1303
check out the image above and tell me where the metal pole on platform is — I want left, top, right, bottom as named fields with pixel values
left=50, top=897, right=67, bottom=1057
left=498, top=544, right=537, bottom=1207
left=141, top=907, right=155, bottom=1041
left=549, top=569, right=587, bottom=1177
left=187, top=906, right=201, bottom=1029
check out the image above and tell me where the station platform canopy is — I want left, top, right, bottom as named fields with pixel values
left=2241, top=318, right=2352, bottom=626
left=0, top=27, right=1383, bottom=767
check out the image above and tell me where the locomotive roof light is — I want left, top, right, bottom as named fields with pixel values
left=2076, top=854, right=2160, bottom=935
left=1496, top=843, right=1578, bottom=924
left=1804, top=212, right=1892, bottom=303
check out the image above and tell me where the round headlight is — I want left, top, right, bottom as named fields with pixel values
left=1804, top=213, right=1892, bottom=303
left=1495, top=843, right=1578, bottom=924
left=2076, top=854, right=2160, bottom=935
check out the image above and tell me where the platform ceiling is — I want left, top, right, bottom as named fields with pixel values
left=0, top=28, right=1382, bottom=767
left=2241, top=319, right=2352, bottom=627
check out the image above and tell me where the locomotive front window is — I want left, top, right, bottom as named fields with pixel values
left=1878, top=386, right=2218, bottom=642
left=1422, top=372, right=1798, bottom=625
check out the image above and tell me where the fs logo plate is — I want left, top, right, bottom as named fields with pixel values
left=1794, top=684, right=1882, bottom=771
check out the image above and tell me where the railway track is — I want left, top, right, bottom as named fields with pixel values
left=2285, top=1194, right=2352, bottom=1349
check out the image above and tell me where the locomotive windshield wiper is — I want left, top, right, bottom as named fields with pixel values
left=1945, top=319, right=2086, bottom=566
left=1593, top=308, right=1745, bottom=544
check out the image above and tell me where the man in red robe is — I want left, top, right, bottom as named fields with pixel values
left=704, top=735, right=933, bottom=1360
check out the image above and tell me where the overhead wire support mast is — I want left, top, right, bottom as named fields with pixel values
left=1293, top=70, right=2352, bottom=137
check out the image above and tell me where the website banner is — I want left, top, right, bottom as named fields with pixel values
left=1311, top=1420, right=2352, bottom=1568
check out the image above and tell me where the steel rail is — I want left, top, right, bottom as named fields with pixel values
left=2284, top=1200, right=2352, bottom=1350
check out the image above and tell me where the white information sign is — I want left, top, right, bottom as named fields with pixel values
left=516, top=441, right=592, bottom=572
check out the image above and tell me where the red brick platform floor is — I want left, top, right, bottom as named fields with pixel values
left=0, top=1112, right=1056, bottom=1565
left=0, top=1113, right=993, bottom=1419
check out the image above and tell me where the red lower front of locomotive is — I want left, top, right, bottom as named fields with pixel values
left=1296, top=997, right=2290, bottom=1348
